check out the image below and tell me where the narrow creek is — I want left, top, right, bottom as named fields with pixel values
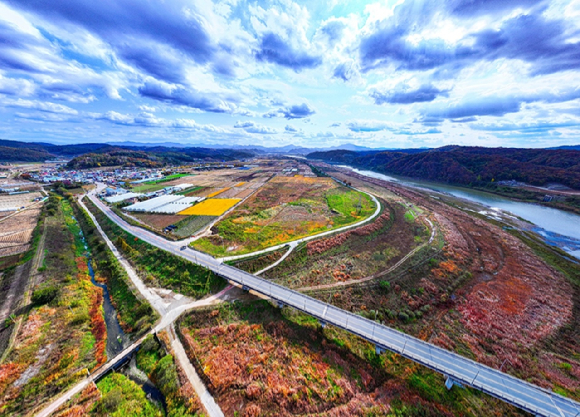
left=73, top=216, right=166, bottom=411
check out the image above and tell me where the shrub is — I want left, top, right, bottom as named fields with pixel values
left=379, top=280, right=391, bottom=293
left=398, top=311, right=409, bottom=322
left=70, top=312, right=90, bottom=325
left=31, top=284, right=59, bottom=305
left=154, top=355, right=179, bottom=394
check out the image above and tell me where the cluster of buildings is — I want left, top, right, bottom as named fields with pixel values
left=28, top=167, right=167, bottom=186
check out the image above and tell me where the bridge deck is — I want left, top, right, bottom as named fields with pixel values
left=90, top=193, right=580, bottom=417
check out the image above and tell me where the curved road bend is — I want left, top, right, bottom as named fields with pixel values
left=218, top=186, right=382, bottom=262
left=86, top=189, right=580, bottom=417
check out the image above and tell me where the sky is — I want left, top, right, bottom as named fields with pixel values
left=1, top=0, right=580, bottom=149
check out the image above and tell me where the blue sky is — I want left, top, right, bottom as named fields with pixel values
left=1, top=0, right=580, bottom=148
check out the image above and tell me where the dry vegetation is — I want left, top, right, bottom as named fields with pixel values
left=261, top=203, right=427, bottom=289
left=0, top=207, right=42, bottom=257
left=132, top=213, right=186, bottom=230
left=317, top=165, right=580, bottom=400
left=178, top=301, right=525, bottom=417
left=0, top=196, right=107, bottom=416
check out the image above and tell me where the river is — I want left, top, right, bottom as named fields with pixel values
left=342, top=166, right=580, bottom=260
left=73, top=217, right=166, bottom=409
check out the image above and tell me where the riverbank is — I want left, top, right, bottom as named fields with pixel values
left=329, top=164, right=580, bottom=260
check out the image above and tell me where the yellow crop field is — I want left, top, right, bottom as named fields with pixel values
left=179, top=198, right=240, bottom=216
left=206, top=187, right=230, bottom=198
left=234, top=182, right=246, bottom=187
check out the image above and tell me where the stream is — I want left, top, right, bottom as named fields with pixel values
left=73, top=217, right=166, bottom=411
left=340, top=166, right=580, bottom=260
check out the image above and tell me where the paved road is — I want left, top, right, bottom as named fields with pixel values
left=87, top=189, right=580, bottom=417
left=34, top=197, right=229, bottom=417
left=254, top=242, right=297, bottom=276
left=219, top=186, right=382, bottom=262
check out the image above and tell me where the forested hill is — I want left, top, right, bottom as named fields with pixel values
left=66, top=147, right=255, bottom=169
left=0, top=139, right=255, bottom=165
left=307, top=146, right=580, bottom=190
left=0, top=145, right=55, bottom=162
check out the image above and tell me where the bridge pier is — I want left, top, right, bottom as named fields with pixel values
left=375, top=345, right=386, bottom=355
left=276, top=300, right=284, bottom=309
left=319, top=320, right=326, bottom=329
left=242, top=285, right=250, bottom=292
left=444, top=375, right=463, bottom=390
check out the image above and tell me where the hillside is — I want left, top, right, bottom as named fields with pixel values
left=66, top=147, right=254, bottom=169
left=0, top=145, right=55, bottom=162
left=0, top=139, right=255, bottom=166
left=308, top=146, right=580, bottom=190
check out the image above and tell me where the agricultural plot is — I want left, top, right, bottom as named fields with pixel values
left=0, top=192, right=42, bottom=212
left=0, top=207, right=42, bottom=257
left=130, top=183, right=166, bottom=193
left=131, top=213, right=186, bottom=230
left=206, top=187, right=230, bottom=198
left=178, top=198, right=240, bottom=216
left=192, top=176, right=376, bottom=256
left=173, top=215, right=216, bottom=238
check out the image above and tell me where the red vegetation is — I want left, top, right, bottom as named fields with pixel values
left=182, top=320, right=393, bottom=416
left=307, top=212, right=390, bottom=256
left=0, top=364, right=23, bottom=393
left=329, top=167, right=577, bottom=394
left=54, top=384, right=100, bottom=417
left=77, top=257, right=107, bottom=368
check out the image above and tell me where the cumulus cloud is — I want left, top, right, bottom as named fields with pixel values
left=261, top=102, right=315, bottom=119
left=359, top=1, right=580, bottom=76
left=346, top=120, right=393, bottom=132
left=138, top=80, right=238, bottom=113
left=370, top=84, right=449, bottom=105
left=255, top=32, right=322, bottom=72
left=234, top=120, right=277, bottom=134
left=280, top=103, right=316, bottom=119
left=421, top=88, right=580, bottom=121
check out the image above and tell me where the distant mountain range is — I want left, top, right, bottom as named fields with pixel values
left=104, top=141, right=400, bottom=155
left=0, top=139, right=424, bottom=162
left=307, top=146, right=580, bottom=190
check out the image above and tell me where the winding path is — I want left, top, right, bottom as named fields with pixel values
left=298, top=217, right=436, bottom=292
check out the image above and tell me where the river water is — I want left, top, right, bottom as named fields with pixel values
left=342, top=166, right=580, bottom=260
left=73, top=217, right=166, bottom=409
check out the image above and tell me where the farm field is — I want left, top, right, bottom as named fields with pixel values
left=0, top=207, right=42, bottom=257
left=178, top=301, right=523, bottom=417
left=191, top=175, right=376, bottom=256
left=130, top=183, right=166, bottom=193
left=132, top=212, right=186, bottom=230
left=0, top=192, right=42, bottom=211
left=173, top=215, right=216, bottom=238
left=179, top=198, right=240, bottom=216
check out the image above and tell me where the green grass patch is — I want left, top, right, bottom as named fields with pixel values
left=326, top=188, right=375, bottom=227
left=94, top=373, right=163, bottom=416
left=83, top=197, right=225, bottom=298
